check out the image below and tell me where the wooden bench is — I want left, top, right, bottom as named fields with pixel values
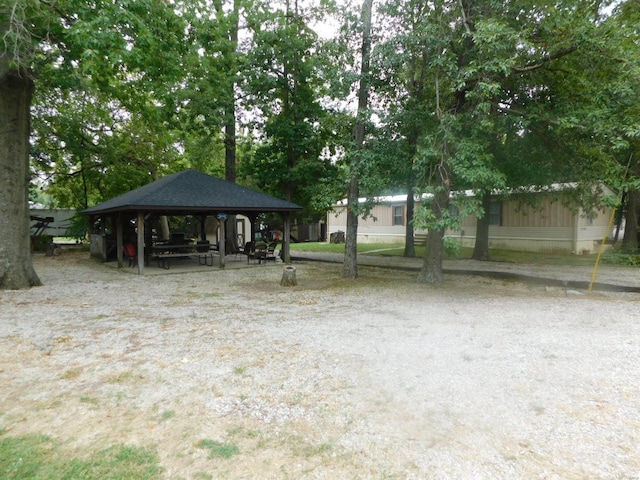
left=153, top=251, right=215, bottom=269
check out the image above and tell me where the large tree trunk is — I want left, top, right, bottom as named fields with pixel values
left=419, top=225, right=445, bottom=284
left=417, top=183, right=449, bottom=284
left=0, top=60, right=41, bottom=289
left=472, top=191, right=491, bottom=260
left=342, top=0, right=373, bottom=279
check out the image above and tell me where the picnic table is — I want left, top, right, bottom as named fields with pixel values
left=151, top=243, right=214, bottom=269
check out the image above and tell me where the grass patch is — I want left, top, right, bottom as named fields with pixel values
left=232, top=365, right=247, bottom=376
left=290, top=242, right=599, bottom=266
left=193, top=473, right=213, bottom=480
left=159, top=410, right=175, bottom=422
left=107, top=371, right=135, bottom=384
left=0, top=433, right=162, bottom=479
left=79, top=395, right=99, bottom=406
left=196, top=439, right=239, bottom=459
left=474, top=247, right=597, bottom=266
left=301, top=442, right=334, bottom=457
left=290, top=242, right=396, bottom=254
left=60, top=368, right=82, bottom=380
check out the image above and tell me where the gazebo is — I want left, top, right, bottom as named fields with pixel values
left=80, top=169, right=303, bottom=273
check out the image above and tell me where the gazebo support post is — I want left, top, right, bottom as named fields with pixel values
left=116, top=212, right=124, bottom=268
left=99, top=216, right=107, bottom=260
left=137, top=211, right=145, bottom=274
left=282, top=212, right=292, bottom=264
left=218, top=218, right=226, bottom=269
left=246, top=213, right=258, bottom=245
left=199, top=215, right=207, bottom=241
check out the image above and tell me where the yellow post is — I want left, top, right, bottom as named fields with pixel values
left=589, top=207, right=617, bottom=292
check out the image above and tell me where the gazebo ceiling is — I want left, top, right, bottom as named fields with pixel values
left=80, top=169, right=303, bottom=217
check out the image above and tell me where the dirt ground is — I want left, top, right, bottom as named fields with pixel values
left=1, top=252, right=639, bottom=479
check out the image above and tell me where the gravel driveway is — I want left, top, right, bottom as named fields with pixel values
left=1, top=252, right=639, bottom=479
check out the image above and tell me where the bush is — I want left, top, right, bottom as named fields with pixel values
left=443, top=237, right=461, bottom=259
left=31, top=235, right=53, bottom=252
left=602, top=247, right=640, bottom=266
left=66, top=215, right=89, bottom=242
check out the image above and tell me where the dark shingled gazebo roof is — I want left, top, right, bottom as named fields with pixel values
left=80, top=169, right=302, bottom=216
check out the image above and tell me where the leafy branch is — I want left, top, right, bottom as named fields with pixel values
left=1, top=0, right=32, bottom=69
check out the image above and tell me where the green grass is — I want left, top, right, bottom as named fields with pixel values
left=290, top=242, right=601, bottom=266
left=465, top=248, right=599, bottom=266
left=79, top=395, right=100, bottom=406
left=159, top=410, right=175, bottom=422
left=290, top=242, right=395, bottom=254
left=196, top=439, right=239, bottom=459
left=0, top=433, right=163, bottom=479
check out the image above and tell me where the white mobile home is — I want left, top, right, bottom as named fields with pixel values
left=327, top=187, right=616, bottom=254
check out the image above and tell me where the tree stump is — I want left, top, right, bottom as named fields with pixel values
left=45, top=243, right=61, bottom=256
left=280, top=266, right=297, bottom=287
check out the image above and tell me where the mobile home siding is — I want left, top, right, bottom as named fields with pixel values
left=328, top=188, right=615, bottom=253
left=328, top=204, right=413, bottom=244
left=502, top=197, right=575, bottom=228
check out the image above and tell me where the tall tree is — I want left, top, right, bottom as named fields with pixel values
left=373, top=0, right=440, bottom=258
left=242, top=0, right=339, bottom=223
left=0, top=1, right=41, bottom=288
left=607, top=1, right=640, bottom=252
left=342, top=0, right=374, bottom=278
left=1, top=0, right=187, bottom=288
left=183, top=0, right=242, bottom=181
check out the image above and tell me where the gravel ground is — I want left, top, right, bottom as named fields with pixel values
left=1, top=252, right=639, bottom=479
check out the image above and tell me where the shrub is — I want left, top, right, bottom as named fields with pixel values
left=602, top=247, right=640, bottom=266
left=31, top=235, right=53, bottom=252
left=443, top=237, right=461, bottom=259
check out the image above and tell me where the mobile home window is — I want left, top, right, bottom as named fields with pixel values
left=489, top=201, right=501, bottom=226
left=393, top=205, right=404, bottom=226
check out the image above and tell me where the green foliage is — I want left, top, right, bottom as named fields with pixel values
left=368, top=0, right=639, bottom=278
left=413, top=192, right=462, bottom=232
left=30, top=235, right=53, bottom=252
left=0, top=433, right=162, bottom=479
left=603, top=247, right=640, bottom=266
left=66, top=215, right=90, bottom=242
left=22, top=0, right=192, bottom=209
left=443, top=237, right=461, bottom=259
left=240, top=0, right=341, bottom=220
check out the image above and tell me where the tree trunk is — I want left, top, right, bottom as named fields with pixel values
left=418, top=226, right=445, bottom=284
left=342, top=0, right=373, bottom=279
left=343, top=175, right=359, bottom=278
left=472, top=191, right=491, bottom=260
left=622, top=188, right=639, bottom=253
left=404, top=180, right=415, bottom=258
left=417, top=184, right=449, bottom=284
left=223, top=0, right=239, bottom=185
left=0, top=61, right=41, bottom=289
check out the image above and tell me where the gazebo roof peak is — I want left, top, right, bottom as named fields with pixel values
left=81, top=169, right=302, bottom=216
